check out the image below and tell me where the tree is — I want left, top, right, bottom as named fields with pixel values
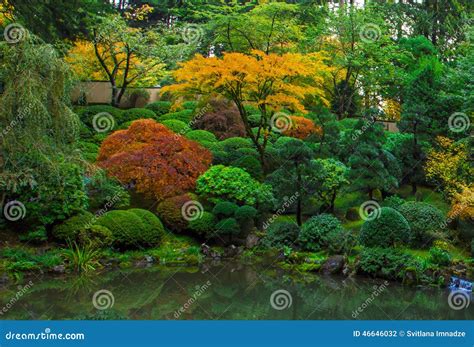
left=97, top=119, right=212, bottom=201
left=162, top=50, right=330, bottom=172
left=347, top=120, right=397, bottom=199
left=66, top=15, right=166, bottom=106
left=283, top=116, right=322, bottom=140
left=266, top=138, right=314, bottom=226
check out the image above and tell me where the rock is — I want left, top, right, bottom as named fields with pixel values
left=245, top=233, right=259, bottom=249
left=52, top=265, right=66, bottom=274
left=223, top=245, right=239, bottom=258
left=321, top=255, right=345, bottom=275
left=201, top=243, right=212, bottom=257
left=0, top=273, right=9, bottom=285
left=144, top=255, right=155, bottom=263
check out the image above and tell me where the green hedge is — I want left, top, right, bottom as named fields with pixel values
left=51, top=211, right=94, bottom=243
left=121, top=108, right=156, bottom=123
left=359, top=207, right=410, bottom=247
left=145, top=101, right=172, bottom=116
left=262, top=221, right=299, bottom=248
left=160, top=119, right=190, bottom=134
left=299, top=214, right=350, bottom=253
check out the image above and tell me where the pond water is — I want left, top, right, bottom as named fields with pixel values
left=0, top=262, right=472, bottom=320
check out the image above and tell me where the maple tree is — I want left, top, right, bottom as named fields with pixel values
left=283, top=116, right=322, bottom=140
left=162, top=50, right=330, bottom=172
left=97, top=119, right=212, bottom=201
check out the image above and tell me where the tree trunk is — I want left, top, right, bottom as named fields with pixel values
left=330, top=190, right=337, bottom=213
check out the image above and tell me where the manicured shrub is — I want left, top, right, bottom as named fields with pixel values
left=231, top=155, right=263, bottom=179
left=145, top=101, right=172, bottom=116
left=196, top=165, right=274, bottom=206
left=77, top=225, right=113, bottom=249
left=383, top=195, right=406, bottom=210
left=185, top=130, right=217, bottom=144
left=129, top=208, right=165, bottom=241
left=159, top=109, right=194, bottom=123
left=78, top=141, right=99, bottom=162
left=299, top=214, right=346, bottom=252
left=262, top=221, right=299, bottom=248
left=397, top=202, right=445, bottom=247
left=52, top=211, right=94, bottom=243
left=215, top=218, right=240, bottom=237
left=85, top=169, right=130, bottom=211
left=188, top=211, right=216, bottom=236
left=428, top=247, right=451, bottom=266
left=160, top=119, right=190, bottom=134
left=182, top=101, right=198, bottom=110
left=192, top=98, right=246, bottom=139
left=358, top=247, right=412, bottom=280
left=248, top=114, right=261, bottom=127
left=235, top=206, right=258, bottom=221
left=121, top=108, right=156, bottom=123
left=212, top=201, right=239, bottom=218
left=96, top=210, right=160, bottom=249
left=156, top=193, right=197, bottom=231
left=75, top=105, right=124, bottom=128
left=359, top=207, right=410, bottom=247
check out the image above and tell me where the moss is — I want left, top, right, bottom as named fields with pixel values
left=51, top=211, right=94, bottom=243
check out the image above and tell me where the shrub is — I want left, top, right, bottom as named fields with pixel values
left=185, top=130, right=217, bottom=144
left=85, top=169, right=130, bottom=210
left=383, top=195, right=406, bottom=210
left=192, top=98, right=246, bottom=139
left=299, top=214, right=345, bottom=252
left=124, top=88, right=150, bottom=107
left=52, top=211, right=94, bottom=243
left=235, top=206, right=258, bottom=220
left=248, top=114, right=261, bottom=127
left=212, top=202, right=239, bottom=218
left=19, top=227, right=48, bottom=244
left=397, top=202, right=445, bottom=247
left=196, top=165, right=273, bottom=206
left=96, top=210, right=160, bottom=249
left=77, top=225, right=113, bottom=249
left=156, top=193, right=196, bottom=231
left=428, top=247, right=451, bottom=266
left=188, top=211, right=216, bottom=236
left=182, top=101, right=198, bottom=110
left=358, top=247, right=412, bottom=280
left=159, top=109, right=194, bottom=123
left=145, top=101, right=172, bottom=116
left=121, top=108, right=156, bottom=123
left=263, top=222, right=299, bottom=248
left=161, top=119, right=190, bottom=134
left=78, top=141, right=99, bottom=162
left=283, top=116, right=322, bottom=140
left=231, top=155, right=263, bottom=179
left=129, top=208, right=165, bottom=241
left=215, top=218, right=240, bottom=237
left=345, top=207, right=360, bottom=221
left=75, top=105, right=124, bottom=128
left=359, top=207, right=410, bottom=247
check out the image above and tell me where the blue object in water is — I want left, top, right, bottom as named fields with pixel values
left=449, top=276, right=472, bottom=292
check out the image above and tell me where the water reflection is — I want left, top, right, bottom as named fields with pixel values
left=0, top=262, right=472, bottom=320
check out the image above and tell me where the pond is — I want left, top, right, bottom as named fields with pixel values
left=0, top=262, right=472, bottom=320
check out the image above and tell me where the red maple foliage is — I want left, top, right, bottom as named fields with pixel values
left=97, top=119, right=212, bottom=200
left=283, top=116, right=322, bottom=140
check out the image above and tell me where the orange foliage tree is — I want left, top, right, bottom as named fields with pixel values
left=162, top=50, right=331, bottom=172
left=283, top=116, right=322, bottom=140
left=97, top=119, right=212, bottom=201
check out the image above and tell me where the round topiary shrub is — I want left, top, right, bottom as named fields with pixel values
left=160, top=119, right=190, bottom=134
left=156, top=193, right=197, bottom=231
left=358, top=247, right=413, bottom=280
left=121, top=108, right=157, bottom=123
left=145, top=101, right=171, bottom=116
left=231, top=155, right=263, bottom=179
left=188, top=211, right=216, bottom=237
left=214, top=218, right=240, bottom=238
left=96, top=210, right=160, bottom=249
left=128, top=208, right=165, bottom=241
left=182, top=101, right=198, bottom=110
left=383, top=195, right=406, bottom=210
left=212, top=201, right=239, bottom=218
left=52, top=211, right=94, bottom=243
left=298, top=214, right=345, bottom=252
left=397, top=202, right=445, bottom=247
left=186, top=130, right=217, bottom=144
left=359, top=207, right=410, bottom=247
left=75, top=105, right=124, bottom=128
left=235, top=205, right=258, bottom=220
left=263, top=221, right=299, bottom=248
left=77, top=224, right=113, bottom=249
left=159, top=109, right=194, bottom=123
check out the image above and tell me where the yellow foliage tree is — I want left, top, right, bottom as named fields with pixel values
left=162, top=50, right=331, bottom=171
left=65, top=15, right=165, bottom=106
